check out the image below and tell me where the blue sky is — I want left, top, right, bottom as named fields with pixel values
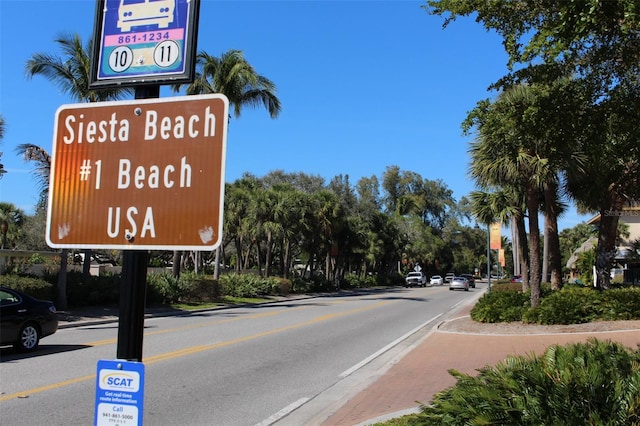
left=0, top=0, right=589, bottom=231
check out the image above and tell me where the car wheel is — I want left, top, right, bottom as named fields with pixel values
left=15, top=323, right=40, bottom=351
left=465, top=287, right=469, bottom=291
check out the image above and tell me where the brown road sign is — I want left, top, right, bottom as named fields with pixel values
left=46, top=94, right=229, bottom=250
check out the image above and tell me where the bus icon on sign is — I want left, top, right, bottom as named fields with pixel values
left=117, top=0, right=175, bottom=32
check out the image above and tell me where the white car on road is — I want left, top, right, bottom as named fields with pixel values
left=405, top=272, right=427, bottom=287
left=430, top=275, right=444, bottom=286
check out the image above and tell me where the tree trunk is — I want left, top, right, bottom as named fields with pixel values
left=234, top=236, right=243, bottom=272
left=57, top=249, right=68, bottom=311
left=82, top=249, right=92, bottom=283
left=511, top=217, right=520, bottom=276
left=325, top=250, right=331, bottom=281
left=214, top=247, right=221, bottom=279
left=543, top=182, right=563, bottom=290
left=595, top=197, right=623, bottom=290
left=542, top=223, right=549, bottom=283
left=264, top=232, right=273, bottom=277
left=526, top=185, right=542, bottom=308
left=515, top=214, right=530, bottom=292
left=172, top=251, right=182, bottom=278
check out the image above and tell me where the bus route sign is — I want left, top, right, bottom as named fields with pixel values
left=89, top=0, right=200, bottom=88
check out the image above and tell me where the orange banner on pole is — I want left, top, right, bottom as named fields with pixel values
left=490, top=222, right=501, bottom=250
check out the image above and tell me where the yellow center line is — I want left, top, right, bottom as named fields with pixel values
left=83, top=305, right=312, bottom=347
left=0, top=300, right=393, bottom=402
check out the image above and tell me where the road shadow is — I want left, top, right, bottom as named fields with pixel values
left=0, top=344, right=92, bottom=362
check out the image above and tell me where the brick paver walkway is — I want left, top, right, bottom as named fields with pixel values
left=321, top=307, right=640, bottom=426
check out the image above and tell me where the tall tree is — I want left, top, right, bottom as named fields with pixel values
left=565, top=82, right=640, bottom=288
left=427, top=0, right=640, bottom=289
left=182, top=50, right=281, bottom=118
left=425, top=0, right=640, bottom=99
left=15, top=144, right=51, bottom=211
left=468, top=189, right=529, bottom=291
left=25, top=33, right=133, bottom=102
left=0, top=202, right=26, bottom=273
left=24, top=33, right=133, bottom=308
left=175, top=49, right=281, bottom=278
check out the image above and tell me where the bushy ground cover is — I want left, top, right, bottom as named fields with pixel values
left=1, top=270, right=401, bottom=308
left=471, top=282, right=640, bottom=324
left=415, top=338, right=640, bottom=425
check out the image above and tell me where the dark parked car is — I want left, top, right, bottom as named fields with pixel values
left=460, top=274, right=476, bottom=288
left=0, top=287, right=58, bottom=351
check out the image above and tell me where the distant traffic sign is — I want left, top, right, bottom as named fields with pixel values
left=46, top=94, right=229, bottom=250
left=89, top=0, right=200, bottom=88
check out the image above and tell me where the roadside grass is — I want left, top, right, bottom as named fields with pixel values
left=170, top=296, right=274, bottom=310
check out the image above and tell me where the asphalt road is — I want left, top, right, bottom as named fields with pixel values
left=0, top=285, right=478, bottom=426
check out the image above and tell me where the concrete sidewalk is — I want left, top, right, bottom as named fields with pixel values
left=318, top=303, right=640, bottom=426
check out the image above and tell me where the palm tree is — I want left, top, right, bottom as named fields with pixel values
left=0, top=202, right=26, bottom=274
left=23, top=33, right=133, bottom=308
left=15, top=144, right=51, bottom=211
left=468, top=189, right=530, bottom=291
left=565, top=82, right=640, bottom=289
left=174, top=49, right=281, bottom=278
left=465, top=87, right=548, bottom=306
left=25, top=33, right=133, bottom=102
left=180, top=50, right=281, bottom=119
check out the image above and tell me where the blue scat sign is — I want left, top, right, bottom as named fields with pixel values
left=97, top=0, right=191, bottom=79
left=95, top=359, right=145, bottom=426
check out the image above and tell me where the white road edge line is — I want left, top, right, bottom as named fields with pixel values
left=338, top=313, right=443, bottom=379
left=255, top=397, right=310, bottom=426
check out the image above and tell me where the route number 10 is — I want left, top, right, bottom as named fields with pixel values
left=109, top=46, right=134, bottom=72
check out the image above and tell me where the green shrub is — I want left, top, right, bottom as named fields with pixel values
left=490, top=281, right=524, bottom=292
left=598, top=288, right=640, bottom=320
left=291, top=276, right=312, bottom=293
left=84, top=273, right=120, bottom=305
left=471, top=289, right=530, bottom=323
left=218, top=273, right=277, bottom=298
left=523, top=286, right=640, bottom=324
left=174, top=273, right=221, bottom=303
left=340, top=273, right=381, bottom=289
left=341, top=274, right=362, bottom=289
left=524, top=286, right=595, bottom=324
left=271, top=277, right=292, bottom=295
left=420, top=338, right=640, bottom=425
left=147, top=272, right=182, bottom=303
left=1, top=274, right=55, bottom=301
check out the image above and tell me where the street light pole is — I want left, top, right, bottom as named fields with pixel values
left=487, top=223, right=492, bottom=291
